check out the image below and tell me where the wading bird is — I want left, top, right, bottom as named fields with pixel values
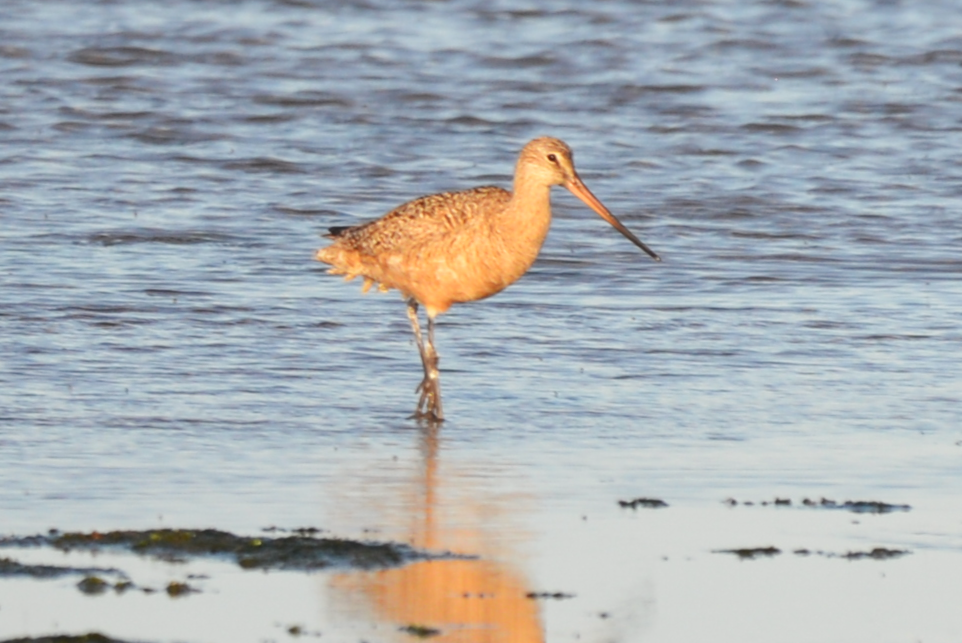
left=316, top=137, right=659, bottom=422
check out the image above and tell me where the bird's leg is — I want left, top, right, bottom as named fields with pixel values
left=406, top=299, right=443, bottom=421
left=423, top=314, right=443, bottom=420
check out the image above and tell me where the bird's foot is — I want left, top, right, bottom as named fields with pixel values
left=413, top=371, right=444, bottom=422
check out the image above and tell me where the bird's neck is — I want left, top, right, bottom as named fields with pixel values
left=509, top=172, right=553, bottom=223
left=488, top=172, right=553, bottom=278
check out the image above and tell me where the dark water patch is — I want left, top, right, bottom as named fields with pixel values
left=658, top=11, right=701, bottom=23
left=854, top=333, right=932, bottom=343
left=58, top=107, right=155, bottom=122
left=0, top=529, right=451, bottom=571
left=638, top=84, right=706, bottom=94
left=98, top=416, right=273, bottom=431
left=183, top=309, right=265, bottom=324
left=52, top=121, right=92, bottom=133
left=0, top=44, right=31, bottom=59
left=86, top=229, right=237, bottom=246
left=440, top=114, right=499, bottom=128
left=642, top=348, right=741, bottom=358
left=647, top=125, right=692, bottom=135
left=760, top=0, right=808, bottom=9
left=870, top=259, right=962, bottom=276
left=392, top=90, right=445, bottom=105
left=742, top=275, right=788, bottom=283
left=274, top=206, right=338, bottom=217
left=77, top=74, right=141, bottom=86
left=471, top=5, right=587, bottom=22
left=221, top=157, right=306, bottom=174
left=711, top=38, right=784, bottom=52
left=88, top=319, right=154, bottom=329
left=252, top=91, right=353, bottom=108
left=56, top=304, right=150, bottom=317
left=128, top=125, right=227, bottom=145
left=613, top=85, right=707, bottom=106
left=730, top=230, right=821, bottom=241
left=780, top=114, right=836, bottom=123
left=477, top=53, right=558, bottom=69
left=901, top=49, right=962, bottom=66
left=770, top=66, right=832, bottom=79
left=707, top=433, right=747, bottom=442
left=242, top=113, right=299, bottom=124
left=803, top=319, right=856, bottom=330
left=190, top=50, right=246, bottom=67
left=67, top=47, right=178, bottom=68
left=847, top=52, right=894, bottom=69
left=168, top=153, right=217, bottom=166
left=144, top=288, right=211, bottom=298
left=717, top=252, right=838, bottom=264
left=828, top=35, right=871, bottom=48
left=740, top=122, right=803, bottom=135
left=677, top=145, right=737, bottom=156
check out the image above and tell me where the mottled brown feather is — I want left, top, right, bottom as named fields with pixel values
left=330, top=186, right=510, bottom=256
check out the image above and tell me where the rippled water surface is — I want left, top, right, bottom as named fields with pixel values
left=2, top=1, right=962, bottom=642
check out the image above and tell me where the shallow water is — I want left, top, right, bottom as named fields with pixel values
left=2, top=1, right=962, bottom=641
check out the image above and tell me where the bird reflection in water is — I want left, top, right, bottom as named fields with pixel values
left=328, top=426, right=544, bottom=642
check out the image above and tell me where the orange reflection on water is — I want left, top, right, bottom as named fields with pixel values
left=329, top=426, right=544, bottom=643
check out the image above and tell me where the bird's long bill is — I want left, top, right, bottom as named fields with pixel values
left=565, top=176, right=661, bottom=261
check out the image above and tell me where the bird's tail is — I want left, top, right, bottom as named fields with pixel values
left=324, top=226, right=352, bottom=239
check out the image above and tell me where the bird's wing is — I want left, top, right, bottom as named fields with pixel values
left=336, top=186, right=510, bottom=255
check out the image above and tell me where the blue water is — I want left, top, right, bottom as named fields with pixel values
left=2, top=1, right=961, bottom=642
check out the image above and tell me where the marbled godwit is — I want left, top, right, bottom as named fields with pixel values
left=316, top=137, right=659, bottom=421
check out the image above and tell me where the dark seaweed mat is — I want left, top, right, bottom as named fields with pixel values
left=723, top=497, right=911, bottom=513
left=0, top=529, right=437, bottom=571
left=0, top=557, right=123, bottom=580
left=617, top=497, right=669, bottom=509
left=0, top=635, right=135, bottom=643
left=803, top=499, right=911, bottom=514
left=716, top=546, right=910, bottom=560
left=716, top=546, right=782, bottom=559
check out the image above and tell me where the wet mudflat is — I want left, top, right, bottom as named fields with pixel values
left=3, top=0, right=962, bottom=642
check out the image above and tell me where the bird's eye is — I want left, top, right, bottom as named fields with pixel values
left=547, top=153, right=559, bottom=163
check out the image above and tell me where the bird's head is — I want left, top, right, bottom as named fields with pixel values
left=517, top=137, right=660, bottom=261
